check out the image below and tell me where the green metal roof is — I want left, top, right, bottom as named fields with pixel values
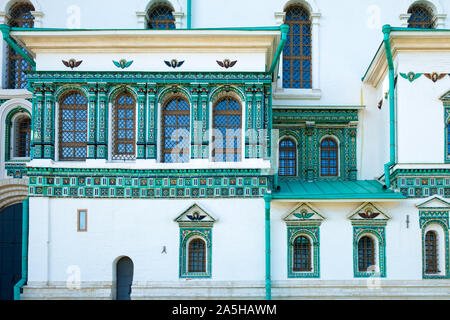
left=272, top=179, right=405, bottom=200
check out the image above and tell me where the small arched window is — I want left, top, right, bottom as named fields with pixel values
left=7, top=2, right=35, bottom=89
left=425, top=230, right=438, bottom=273
left=59, top=91, right=88, bottom=161
left=147, top=4, right=175, bottom=29
left=358, top=236, right=375, bottom=272
left=279, top=138, right=297, bottom=176
left=447, top=123, right=450, bottom=160
left=320, top=137, right=338, bottom=176
left=14, top=115, right=31, bottom=158
left=212, top=97, right=242, bottom=162
left=408, top=5, right=435, bottom=29
left=283, top=5, right=311, bottom=89
left=113, top=92, right=136, bottom=160
left=161, top=97, right=190, bottom=163
left=293, top=236, right=311, bottom=272
left=188, top=238, right=206, bottom=273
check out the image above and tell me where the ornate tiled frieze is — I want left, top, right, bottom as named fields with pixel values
left=5, top=162, right=27, bottom=178
left=391, top=169, right=450, bottom=198
left=26, top=168, right=268, bottom=199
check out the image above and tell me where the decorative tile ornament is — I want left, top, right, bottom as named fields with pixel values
left=164, top=59, right=184, bottom=68
left=175, top=203, right=215, bottom=278
left=216, top=59, right=237, bottom=69
left=113, top=59, right=133, bottom=69
left=424, top=73, right=446, bottom=83
left=399, top=72, right=423, bottom=82
left=284, top=203, right=325, bottom=278
left=416, top=196, right=450, bottom=279
left=62, top=59, right=82, bottom=69
left=349, top=202, right=389, bottom=278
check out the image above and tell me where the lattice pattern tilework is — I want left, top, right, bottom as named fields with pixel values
left=148, top=5, right=176, bottom=30
left=391, top=170, right=450, bottom=198
left=5, top=162, right=27, bottom=178
left=179, top=228, right=212, bottom=278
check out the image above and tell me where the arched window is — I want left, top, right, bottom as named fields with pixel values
left=7, top=2, right=35, bottom=89
left=408, top=5, right=435, bottom=29
left=188, top=238, right=206, bottom=273
left=283, top=5, right=311, bottom=89
left=425, top=231, right=438, bottom=273
left=279, top=138, right=297, bottom=176
left=147, top=4, right=175, bottom=29
left=447, top=123, right=450, bottom=160
left=59, top=91, right=88, bottom=161
left=358, top=236, right=375, bottom=272
left=212, top=97, right=242, bottom=162
left=320, top=137, right=338, bottom=176
left=13, top=115, right=31, bottom=158
left=113, top=92, right=136, bottom=160
left=161, top=97, right=190, bottom=163
left=293, top=236, right=311, bottom=271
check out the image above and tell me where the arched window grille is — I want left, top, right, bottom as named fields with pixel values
left=161, top=97, right=190, bottom=163
left=188, top=238, right=206, bottom=273
left=358, top=236, right=375, bottom=272
left=283, top=5, right=311, bottom=89
left=113, top=92, right=136, bottom=160
left=320, top=137, right=338, bottom=176
left=147, top=4, right=175, bottom=29
left=59, top=91, right=88, bottom=161
left=14, top=115, right=31, bottom=158
left=408, top=5, right=435, bottom=29
left=7, top=3, right=35, bottom=89
left=293, top=236, right=311, bottom=271
left=212, top=98, right=242, bottom=162
left=279, top=138, right=297, bottom=176
left=425, top=230, right=438, bottom=273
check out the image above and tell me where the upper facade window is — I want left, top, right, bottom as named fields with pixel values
left=112, top=92, right=136, bottom=160
left=161, top=97, right=190, bottom=163
left=7, top=2, right=34, bottom=89
left=279, top=137, right=296, bottom=176
left=147, top=4, right=175, bottom=29
left=283, top=5, right=312, bottom=89
left=59, top=91, right=88, bottom=161
left=320, top=137, right=338, bottom=177
left=408, top=5, right=435, bottom=28
left=212, top=98, right=242, bottom=162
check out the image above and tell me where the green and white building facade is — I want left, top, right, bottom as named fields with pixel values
left=0, top=0, right=449, bottom=299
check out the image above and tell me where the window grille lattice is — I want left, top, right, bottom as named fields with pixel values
left=113, top=93, right=136, bottom=160
left=283, top=6, right=312, bottom=89
left=15, top=116, right=31, bottom=158
left=188, top=239, right=206, bottom=273
left=425, top=231, right=438, bottom=273
left=293, top=236, right=311, bottom=271
left=147, top=5, right=175, bottom=29
left=7, top=3, right=34, bottom=89
left=279, top=138, right=296, bottom=176
left=162, top=98, right=190, bottom=163
left=320, top=138, right=338, bottom=176
left=408, top=5, right=434, bottom=29
left=358, top=236, right=375, bottom=272
left=213, top=98, right=242, bottom=162
left=59, top=92, right=88, bottom=161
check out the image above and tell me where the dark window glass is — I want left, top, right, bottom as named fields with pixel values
left=283, top=6, right=311, bottom=89
left=293, top=236, right=311, bottom=271
left=213, top=98, right=242, bottom=162
left=188, top=239, right=206, bottom=273
left=279, top=138, right=296, bottom=176
left=147, top=5, right=175, bottom=29
left=447, top=124, right=450, bottom=159
left=320, top=138, right=338, bottom=176
left=425, top=231, right=438, bottom=273
left=59, top=92, right=88, bottom=161
left=162, top=98, right=190, bottom=163
left=358, top=236, right=375, bottom=272
left=7, top=3, right=35, bottom=89
left=15, top=116, right=31, bottom=157
left=113, top=93, right=136, bottom=159
left=408, top=5, right=434, bottom=29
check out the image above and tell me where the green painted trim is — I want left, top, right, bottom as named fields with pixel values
left=0, top=25, right=36, bottom=68
left=352, top=225, right=387, bottom=278
left=187, top=0, right=192, bottom=29
left=179, top=227, right=212, bottom=278
left=268, top=24, right=289, bottom=74
left=264, top=193, right=272, bottom=300
left=382, top=25, right=396, bottom=188
left=390, top=27, right=450, bottom=32
left=361, top=41, right=384, bottom=82
left=287, top=226, right=320, bottom=278
left=14, top=198, right=29, bottom=300
left=11, top=26, right=283, bottom=32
